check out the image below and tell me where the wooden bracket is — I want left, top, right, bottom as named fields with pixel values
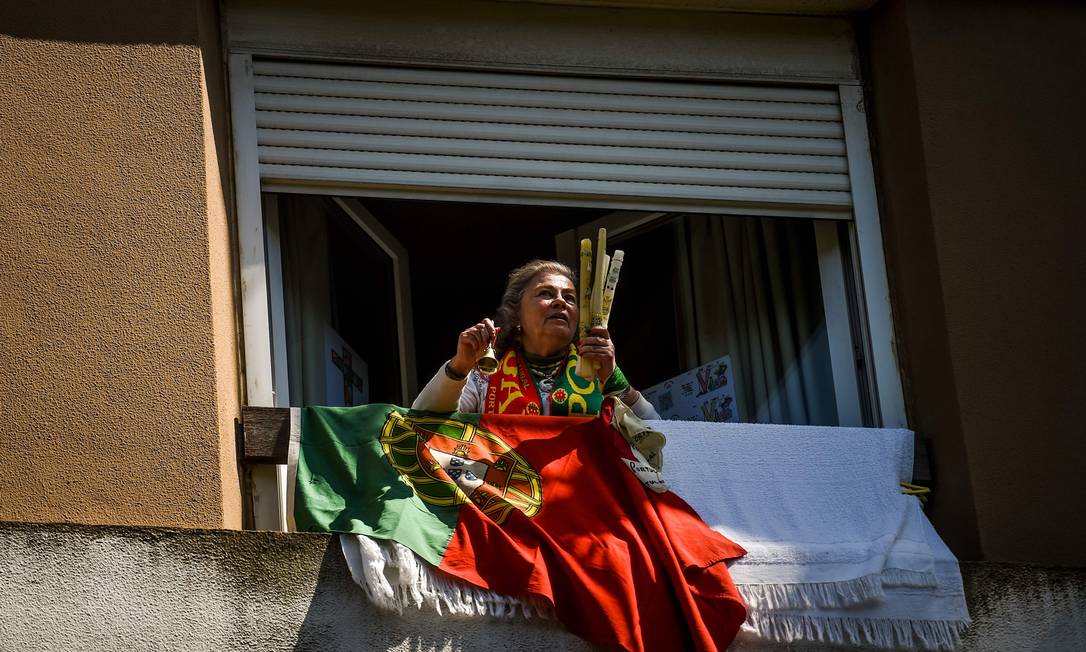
left=241, top=406, right=290, bottom=464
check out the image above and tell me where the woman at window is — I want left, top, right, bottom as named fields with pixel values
left=413, top=259, right=659, bottom=419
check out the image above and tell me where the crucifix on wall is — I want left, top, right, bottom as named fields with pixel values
left=325, top=327, right=369, bottom=407
left=331, top=347, right=366, bottom=405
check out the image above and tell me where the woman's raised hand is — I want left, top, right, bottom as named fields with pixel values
left=450, top=318, right=498, bottom=377
left=578, top=326, right=616, bottom=385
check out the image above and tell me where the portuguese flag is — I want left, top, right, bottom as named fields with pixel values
left=290, top=402, right=747, bottom=651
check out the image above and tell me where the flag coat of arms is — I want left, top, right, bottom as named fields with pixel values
left=290, top=403, right=747, bottom=651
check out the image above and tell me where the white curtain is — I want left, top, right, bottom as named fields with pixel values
left=278, top=195, right=332, bottom=407
left=686, top=216, right=838, bottom=426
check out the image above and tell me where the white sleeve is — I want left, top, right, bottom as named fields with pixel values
left=457, top=370, right=486, bottom=413
left=629, top=394, right=661, bottom=420
left=411, top=363, right=467, bottom=412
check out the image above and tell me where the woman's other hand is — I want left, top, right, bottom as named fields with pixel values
left=450, top=318, right=497, bottom=376
left=579, top=326, right=616, bottom=385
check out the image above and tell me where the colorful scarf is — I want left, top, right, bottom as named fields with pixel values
left=484, top=345, right=604, bottom=416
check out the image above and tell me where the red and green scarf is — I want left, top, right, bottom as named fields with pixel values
left=483, top=345, right=605, bottom=416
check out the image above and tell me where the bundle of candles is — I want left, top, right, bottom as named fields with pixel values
left=575, top=228, right=624, bottom=381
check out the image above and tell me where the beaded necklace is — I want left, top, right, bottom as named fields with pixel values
left=523, top=349, right=566, bottom=381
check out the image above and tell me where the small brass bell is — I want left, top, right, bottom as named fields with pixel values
left=477, top=343, right=499, bottom=375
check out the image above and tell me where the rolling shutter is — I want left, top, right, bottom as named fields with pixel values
left=253, top=60, right=851, bottom=217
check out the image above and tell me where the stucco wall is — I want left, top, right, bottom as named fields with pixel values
left=0, top=523, right=591, bottom=651
left=863, top=0, right=1086, bottom=564
left=0, top=0, right=241, bottom=528
left=2, top=523, right=1083, bottom=651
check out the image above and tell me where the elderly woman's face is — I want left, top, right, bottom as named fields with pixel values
left=517, top=272, right=579, bottom=356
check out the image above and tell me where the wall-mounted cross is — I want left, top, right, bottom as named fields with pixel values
left=331, top=346, right=366, bottom=405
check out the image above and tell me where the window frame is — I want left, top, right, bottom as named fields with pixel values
left=229, top=54, right=907, bottom=530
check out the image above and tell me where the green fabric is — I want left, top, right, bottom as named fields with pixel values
left=294, top=404, right=474, bottom=565
left=601, top=365, right=630, bottom=396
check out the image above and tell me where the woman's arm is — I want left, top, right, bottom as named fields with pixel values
left=412, top=318, right=496, bottom=412
left=411, top=362, right=469, bottom=411
left=618, top=387, right=661, bottom=420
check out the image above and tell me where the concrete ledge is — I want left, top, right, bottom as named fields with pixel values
left=0, top=522, right=586, bottom=652
left=1, top=522, right=1083, bottom=651
left=959, top=560, right=1086, bottom=651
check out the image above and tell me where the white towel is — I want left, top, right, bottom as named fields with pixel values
left=733, top=514, right=970, bottom=650
left=655, top=420, right=969, bottom=650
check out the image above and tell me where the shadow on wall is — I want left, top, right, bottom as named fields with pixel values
left=293, top=537, right=588, bottom=652
left=1, top=0, right=200, bottom=45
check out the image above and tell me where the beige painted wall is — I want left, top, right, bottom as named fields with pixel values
left=0, top=0, right=242, bottom=528
left=863, top=0, right=1086, bottom=564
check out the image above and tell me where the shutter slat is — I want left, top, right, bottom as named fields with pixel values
left=259, top=146, right=851, bottom=191
left=257, top=129, right=848, bottom=173
left=261, top=164, right=853, bottom=207
left=252, top=60, right=852, bottom=215
left=256, top=112, right=847, bottom=156
left=254, top=76, right=842, bottom=122
left=253, top=60, right=841, bottom=105
left=255, top=93, right=844, bottom=139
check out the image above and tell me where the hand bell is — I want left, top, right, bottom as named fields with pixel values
left=477, top=343, right=499, bottom=375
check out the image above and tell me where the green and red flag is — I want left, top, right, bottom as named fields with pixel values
left=289, top=402, right=747, bottom=651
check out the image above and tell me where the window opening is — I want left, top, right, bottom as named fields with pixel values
left=679, top=215, right=837, bottom=425
left=267, top=194, right=868, bottom=427
left=275, top=195, right=402, bottom=406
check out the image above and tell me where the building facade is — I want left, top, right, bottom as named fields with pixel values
left=2, top=0, right=1085, bottom=646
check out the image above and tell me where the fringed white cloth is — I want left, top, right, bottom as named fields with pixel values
left=334, top=419, right=970, bottom=650
left=736, top=514, right=969, bottom=650
left=339, top=534, right=552, bottom=619
left=658, top=420, right=970, bottom=650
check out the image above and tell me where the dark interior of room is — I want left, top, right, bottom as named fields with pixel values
left=333, top=197, right=688, bottom=400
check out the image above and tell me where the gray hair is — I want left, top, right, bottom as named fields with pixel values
left=494, top=259, right=577, bottom=353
